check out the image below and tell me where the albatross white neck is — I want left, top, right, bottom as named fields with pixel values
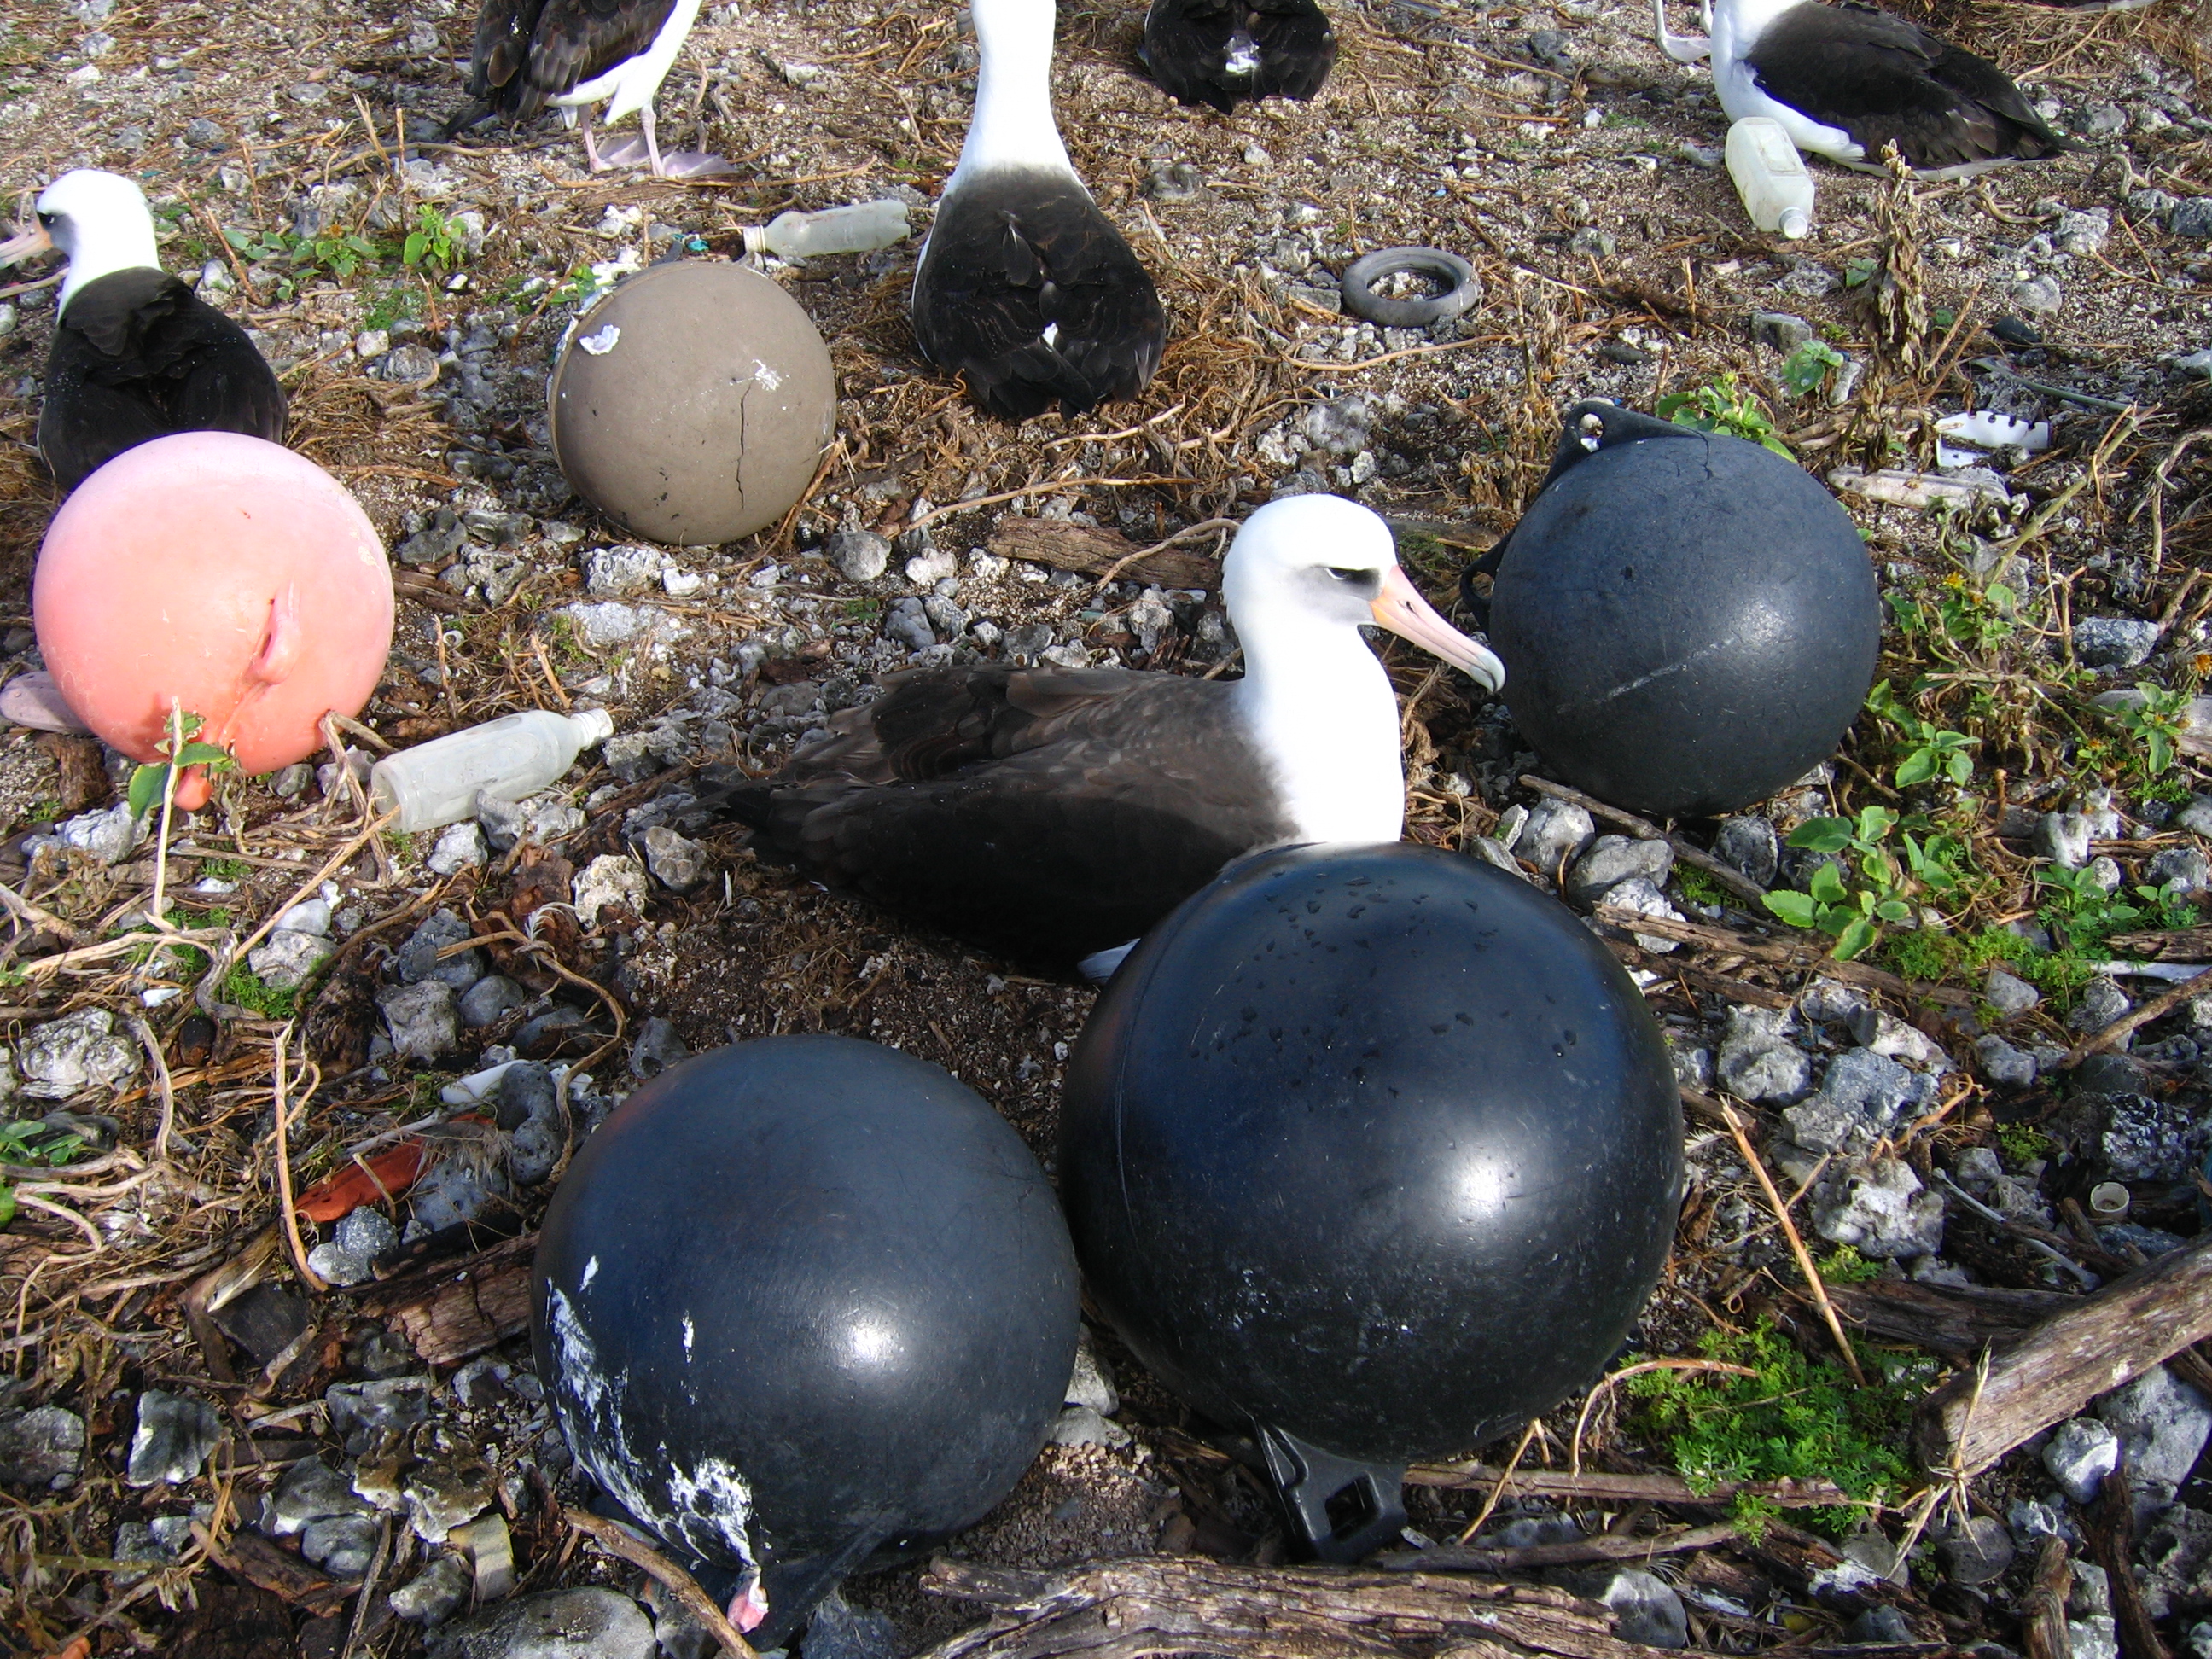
left=950, top=0, right=1076, bottom=189
left=56, top=209, right=161, bottom=313
left=1229, top=591, right=1408, bottom=847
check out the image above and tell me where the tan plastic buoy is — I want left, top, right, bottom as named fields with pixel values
left=549, top=261, right=837, bottom=545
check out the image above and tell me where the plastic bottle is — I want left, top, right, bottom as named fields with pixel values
left=742, top=199, right=911, bottom=259
left=369, top=707, right=614, bottom=834
left=1725, top=118, right=1815, bottom=241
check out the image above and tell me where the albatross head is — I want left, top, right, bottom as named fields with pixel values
left=0, top=170, right=162, bottom=313
left=1224, top=493, right=1505, bottom=692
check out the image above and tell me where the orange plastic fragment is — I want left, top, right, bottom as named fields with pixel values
left=294, top=1139, right=434, bottom=1223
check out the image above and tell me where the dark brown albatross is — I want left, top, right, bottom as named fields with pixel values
left=701, top=495, right=1504, bottom=976
left=1656, top=0, right=2063, bottom=177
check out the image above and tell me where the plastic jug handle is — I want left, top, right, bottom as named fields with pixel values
left=1459, top=399, right=1702, bottom=622
left=1254, top=1422, right=1407, bottom=1563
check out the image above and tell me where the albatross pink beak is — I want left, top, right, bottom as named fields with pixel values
left=0, top=223, right=52, bottom=265
left=1372, top=565, right=1505, bottom=693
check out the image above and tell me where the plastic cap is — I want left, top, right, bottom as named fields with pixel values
left=571, top=707, right=615, bottom=745
left=1779, top=206, right=1812, bottom=240
left=741, top=226, right=766, bottom=256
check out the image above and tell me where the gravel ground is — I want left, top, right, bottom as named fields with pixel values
left=0, top=0, right=2209, bottom=1654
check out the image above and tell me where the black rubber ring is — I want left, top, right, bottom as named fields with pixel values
left=1338, top=247, right=1481, bottom=329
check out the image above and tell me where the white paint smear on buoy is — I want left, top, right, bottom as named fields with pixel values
left=578, top=324, right=621, bottom=356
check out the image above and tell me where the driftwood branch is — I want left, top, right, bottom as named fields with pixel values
left=987, top=517, right=1220, bottom=590
left=1916, top=1232, right=2212, bottom=1477
left=915, top=1556, right=1691, bottom=1659
left=1373, top=1522, right=1736, bottom=1575
left=354, top=1232, right=536, bottom=1368
left=1402, top=1463, right=1849, bottom=1510
left=1825, top=1279, right=2074, bottom=1363
left=2020, top=1538, right=2071, bottom=1659
left=2086, top=1468, right=2168, bottom=1659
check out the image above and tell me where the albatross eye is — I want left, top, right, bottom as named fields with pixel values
left=1325, top=567, right=1369, bottom=582
left=36, top=212, right=55, bottom=227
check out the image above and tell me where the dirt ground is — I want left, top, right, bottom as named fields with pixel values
left=0, top=0, right=2209, bottom=1651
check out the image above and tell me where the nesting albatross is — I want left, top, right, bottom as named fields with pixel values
left=1142, top=0, right=1337, bottom=114
left=462, top=0, right=723, bottom=177
left=0, top=169, right=285, bottom=493
left=1654, top=0, right=2064, bottom=176
left=911, top=0, right=1166, bottom=420
left=700, top=494, right=1504, bottom=975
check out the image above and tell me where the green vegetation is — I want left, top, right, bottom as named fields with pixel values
left=403, top=205, right=469, bottom=273
left=199, top=857, right=251, bottom=882
left=221, top=965, right=299, bottom=1020
left=0, top=1120, right=89, bottom=1228
left=2106, top=684, right=2192, bottom=780
left=1866, top=680, right=1978, bottom=787
left=1815, top=1245, right=1883, bottom=1284
left=222, top=224, right=386, bottom=301
left=1656, top=375, right=1790, bottom=457
left=1627, top=1323, right=1910, bottom=1538
left=128, top=713, right=234, bottom=822
left=1998, top=1125, right=2052, bottom=1165
left=364, top=280, right=426, bottom=333
left=1778, top=339, right=1845, bottom=400
left=1762, top=806, right=1966, bottom=961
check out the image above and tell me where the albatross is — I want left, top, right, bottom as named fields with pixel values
left=463, top=0, right=723, bottom=177
left=1653, top=0, right=2064, bottom=176
left=911, top=0, right=1167, bottom=420
left=700, top=494, right=1503, bottom=976
left=1142, top=0, right=1337, bottom=114
left=0, top=169, right=285, bottom=493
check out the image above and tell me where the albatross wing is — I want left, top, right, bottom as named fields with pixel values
left=704, top=667, right=1291, bottom=963
left=1745, top=1, right=2063, bottom=172
left=469, top=0, right=679, bottom=116
left=1144, top=0, right=1336, bottom=112
left=912, top=174, right=1167, bottom=422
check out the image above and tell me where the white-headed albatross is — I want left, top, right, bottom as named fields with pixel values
left=1655, top=0, right=2064, bottom=177
left=1142, top=0, right=1337, bottom=114
left=700, top=494, right=1504, bottom=975
left=464, top=0, right=722, bottom=177
left=0, top=169, right=284, bottom=493
left=911, top=0, right=1167, bottom=421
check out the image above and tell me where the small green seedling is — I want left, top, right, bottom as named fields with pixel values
left=1778, top=339, right=1845, bottom=399
left=404, top=205, right=467, bottom=272
left=128, top=713, right=233, bottom=822
left=1866, top=680, right=1978, bottom=787
left=1656, top=375, right=1791, bottom=457
left=0, top=1119, right=89, bottom=1227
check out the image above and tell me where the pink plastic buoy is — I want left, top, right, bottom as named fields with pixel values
left=34, top=433, right=394, bottom=810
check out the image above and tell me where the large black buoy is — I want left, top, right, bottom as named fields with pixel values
left=1060, top=842, right=1681, bottom=1561
left=533, top=1034, right=1079, bottom=1647
left=1465, top=400, right=1881, bottom=820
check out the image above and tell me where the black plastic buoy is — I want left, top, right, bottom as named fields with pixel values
left=533, top=1034, right=1079, bottom=1647
left=1059, top=843, right=1682, bottom=1562
left=1464, top=400, right=1881, bottom=820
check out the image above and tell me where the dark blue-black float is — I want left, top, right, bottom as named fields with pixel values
left=1464, top=400, right=1882, bottom=821
left=533, top=1035, right=1079, bottom=1646
left=1059, top=842, right=1682, bottom=1560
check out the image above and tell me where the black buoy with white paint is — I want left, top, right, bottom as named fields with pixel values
left=911, top=0, right=1166, bottom=420
left=533, top=1034, right=1078, bottom=1650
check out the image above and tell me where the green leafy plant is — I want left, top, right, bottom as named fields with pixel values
left=404, top=205, right=467, bottom=272
left=364, top=280, right=425, bottom=333
left=1997, top=1125, right=2052, bottom=1165
left=2107, top=684, right=2192, bottom=779
left=1656, top=375, right=1791, bottom=457
left=1778, top=339, right=1846, bottom=399
left=1627, top=1322, right=1909, bottom=1538
left=1842, top=256, right=1879, bottom=288
left=128, top=713, right=234, bottom=822
left=1865, top=680, right=1978, bottom=787
left=0, top=1120, right=89, bottom=1228
left=1761, top=806, right=1967, bottom=960
left=2036, top=867, right=2194, bottom=954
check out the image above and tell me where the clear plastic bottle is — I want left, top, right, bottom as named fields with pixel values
left=1725, top=118, right=1815, bottom=241
left=742, top=199, right=911, bottom=259
left=369, top=707, right=614, bottom=834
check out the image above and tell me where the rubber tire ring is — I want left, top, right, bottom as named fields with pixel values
left=1338, top=247, right=1480, bottom=329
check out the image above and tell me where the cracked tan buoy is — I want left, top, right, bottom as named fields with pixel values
left=549, top=260, right=835, bottom=545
